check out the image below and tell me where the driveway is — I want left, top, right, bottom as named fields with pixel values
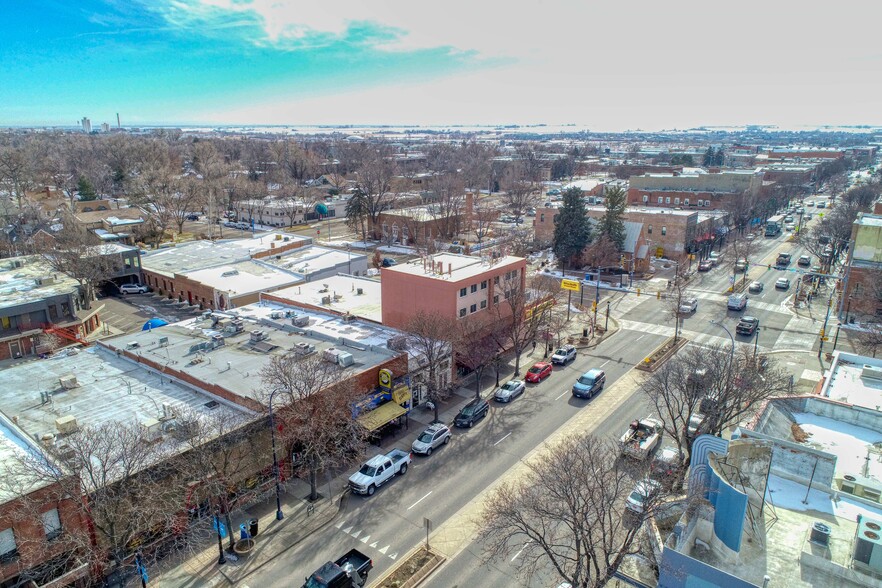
left=97, top=294, right=202, bottom=334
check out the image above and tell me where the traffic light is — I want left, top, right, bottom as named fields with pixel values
left=819, top=328, right=825, bottom=338
left=592, top=302, right=597, bottom=312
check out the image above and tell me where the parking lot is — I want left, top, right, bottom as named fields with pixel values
left=97, top=293, right=202, bottom=335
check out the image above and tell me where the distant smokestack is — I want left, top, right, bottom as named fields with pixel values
left=116, top=113, right=121, bottom=128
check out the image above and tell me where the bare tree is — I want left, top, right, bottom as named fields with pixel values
left=663, top=265, right=692, bottom=344
left=405, top=311, right=456, bottom=423
left=644, top=342, right=790, bottom=472
left=501, top=178, right=540, bottom=223
left=39, top=225, right=122, bottom=309
left=856, top=323, right=882, bottom=358
left=492, top=271, right=557, bottom=376
left=350, top=145, right=398, bottom=238
left=581, top=234, right=622, bottom=271
left=457, top=317, right=503, bottom=399
left=470, top=196, right=497, bottom=245
left=479, top=434, right=660, bottom=588
left=728, top=235, right=758, bottom=289
left=2, top=422, right=186, bottom=584
left=260, top=353, right=367, bottom=501
left=0, top=146, right=34, bottom=208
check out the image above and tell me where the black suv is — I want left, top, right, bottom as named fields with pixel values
left=736, top=316, right=759, bottom=336
left=454, top=398, right=489, bottom=428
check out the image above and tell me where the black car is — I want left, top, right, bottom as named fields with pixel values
left=381, top=258, right=397, bottom=268
left=454, top=398, right=489, bottom=428
left=736, top=316, right=759, bottom=336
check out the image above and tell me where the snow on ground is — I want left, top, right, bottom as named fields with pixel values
left=792, top=412, right=882, bottom=481
left=376, top=245, right=417, bottom=255
left=766, top=475, right=882, bottom=521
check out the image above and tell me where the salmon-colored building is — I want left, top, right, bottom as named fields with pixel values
left=380, top=253, right=527, bottom=330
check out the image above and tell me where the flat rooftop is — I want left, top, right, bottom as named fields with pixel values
left=141, top=232, right=311, bottom=277
left=268, top=275, right=382, bottom=322
left=98, top=301, right=405, bottom=402
left=792, top=412, right=882, bottom=481
left=820, top=351, right=882, bottom=410
left=261, top=245, right=366, bottom=276
left=383, top=253, right=524, bottom=282
left=182, top=259, right=302, bottom=298
left=856, top=214, right=882, bottom=227
left=0, top=255, right=79, bottom=310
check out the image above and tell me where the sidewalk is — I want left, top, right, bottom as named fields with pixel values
left=154, top=481, right=344, bottom=587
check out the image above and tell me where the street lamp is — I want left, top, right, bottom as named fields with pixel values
left=709, top=320, right=735, bottom=365
left=268, top=389, right=284, bottom=521
left=214, top=506, right=226, bottom=566
left=753, top=323, right=761, bottom=359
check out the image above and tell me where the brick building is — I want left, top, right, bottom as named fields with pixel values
left=628, top=170, right=764, bottom=210
left=0, top=415, right=91, bottom=588
left=843, top=212, right=882, bottom=320
left=380, top=253, right=526, bottom=331
left=374, top=206, right=466, bottom=247
left=534, top=205, right=729, bottom=263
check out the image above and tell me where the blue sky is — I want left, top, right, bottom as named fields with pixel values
left=1, top=1, right=881, bottom=129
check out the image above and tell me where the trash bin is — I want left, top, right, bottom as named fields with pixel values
left=249, top=518, right=259, bottom=537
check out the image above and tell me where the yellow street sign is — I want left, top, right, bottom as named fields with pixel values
left=561, top=279, right=581, bottom=292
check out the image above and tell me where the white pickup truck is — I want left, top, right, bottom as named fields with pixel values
left=348, top=449, right=412, bottom=496
left=620, top=418, right=662, bottom=460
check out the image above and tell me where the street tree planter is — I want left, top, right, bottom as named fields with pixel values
left=233, top=538, right=255, bottom=557
left=636, top=336, right=689, bottom=373
left=373, top=547, right=445, bottom=588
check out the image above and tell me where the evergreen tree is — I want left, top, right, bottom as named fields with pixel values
left=345, top=188, right=370, bottom=241
left=714, top=148, right=725, bottom=166
left=702, top=146, right=715, bottom=167
left=552, top=187, right=591, bottom=269
left=597, top=186, right=627, bottom=250
left=76, top=176, right=98, bottom=201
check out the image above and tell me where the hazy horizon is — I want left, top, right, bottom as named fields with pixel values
left=3, top=1, right=881, bottom=130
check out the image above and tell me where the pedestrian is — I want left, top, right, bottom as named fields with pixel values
left=532, top=340, right=537, bottom=353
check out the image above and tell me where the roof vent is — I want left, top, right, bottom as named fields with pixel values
left=221, top=269, right=239, bottom=277
left=59, top=375, right=79, bottom=390
left=862, top=365, right=882, bottom=381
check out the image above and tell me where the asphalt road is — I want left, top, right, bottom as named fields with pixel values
left=249, top=327, right=667, bottom=586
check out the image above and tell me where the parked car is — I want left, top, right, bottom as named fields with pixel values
left=745, top=233, right=756, bottom=241
left=798, top=255, right=812, bottom=267
left=525, top=362, right=552, bottom=383
left=650, top=446, right=683, bottom=486
left=348, top=449, right=411, bottom=496
left=454, top=398, right=490, bottom=428
left=748, top=281, right=764, bottom=294
left=620, top=418, right=663, bottom=460
left=727, top=293, right=748, bottom=311
left=381, top=258, right=397, bottom=267
left=736, top=316, right=760, bottom=336
left=708, top=251, right=723, bottom=265
left=697, top=260, right=713, bottom=272
left=411, top=423, right=451, bottom=456
left=302, top=548, right=373, bottom=588
left=185, top=213, right=200, bottom=221
left=494, top=379, right=526, bottom=403
left=626, top=479, right=661, bottom=514
left=551, top=344, right=577, bottom=365
left=572, top=369, right=606, bottom=399
left=546, top=188, right=561, bottom=196
left=119, top=283, right=149, bottom=294
left=775, top=277, right=791, bottom=290
left=686, top=413, right=708, bottom=437
left=679, top=297, right=698, bottom=314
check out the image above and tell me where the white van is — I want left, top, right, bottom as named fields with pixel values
left=727, top=293, right=747, bottom=311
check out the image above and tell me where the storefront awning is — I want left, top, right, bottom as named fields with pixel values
left=358, top=402, right=407, bottom=432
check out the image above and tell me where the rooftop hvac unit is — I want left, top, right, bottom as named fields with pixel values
left=269, top=310, right=284, bottom=320
left=55, top=443, right=76, bottom=461
left=387, top=335, right=408, bottom=351
left=11, top=259, right=23, bottom=269
left=210, top=334, right=225, bottom=348
left=141, top=418, right=162, bottom=441
left=250, top=330, right=267, bottom=342
left=292, top=315, right=309, bottom=327
left=321, top=295, right=332, bottom=305
left=337, top=351, right=354, bottom=367
left=323, top=348, right=342, bottom=364
left=40, top=433, right=56, bottom=446
left=356, top=288, right=364, bottom=295
left=161, top=402, right=176, bottom=420
left=342, top=314, right=356, bottom=323
left=158, top=336, right=169, bottom=347
left=854, top=516, right=882, bottom=572
left=840, top=473, right=882, bottom=503
left=810, top=521, right=831, bottom=546
left=862, top=365, right=882, bottom=381
left=294, top=342, right=315, bottom=355
left=221, top=269, right=239, bottom=277
left=55, top=415, right=78, bottom=435
left=59, top=375, right=79, bottom=390
left=35, top=276, right=55, bottom=287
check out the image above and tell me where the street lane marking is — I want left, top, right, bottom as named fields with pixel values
left=494, top=432, right=512, bottom=446
left=600, top=360, right=610, bottom=367
left=511, top=540, right=532, bottom=561
left=555, top=390, right=570, bottom=400
left=408, top=491, right=433, bottom=510
left=360, top=534, right=371, bottom=543
left=636, top=334, right=645, bottom=341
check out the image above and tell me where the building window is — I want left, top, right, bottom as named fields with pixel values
left=647, top=225, right=653, bottom=234
left=481, top=280, right=487, bottom=289
left=662, top=226, right=667, bottom=236
left=459, top=308, right=466, bottom=317
left=470, top=304, right=477, bottom=313
left=494, top=276, right=500, bottom=285
left=471, top=284, right=477, bottom=293
left=657, top=197, right=663, bottom=204
left=674, top=198, right=680, bottom=205
left=494, top=295, right=500, bottom=304
left=540, top=213, right=545, bottom=222
left=642, top=195, right=649, bottom=203
left=480, top=300, right=487, bottom=309
left=684, top=198, right=690, bottom=206
left=0, top=528, right=17, bottom=562
left=460, top=287, right=467, bottom=297
left=42, top=509, right=62, bottom=541
left=665, top=197, right=671, bottom=204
